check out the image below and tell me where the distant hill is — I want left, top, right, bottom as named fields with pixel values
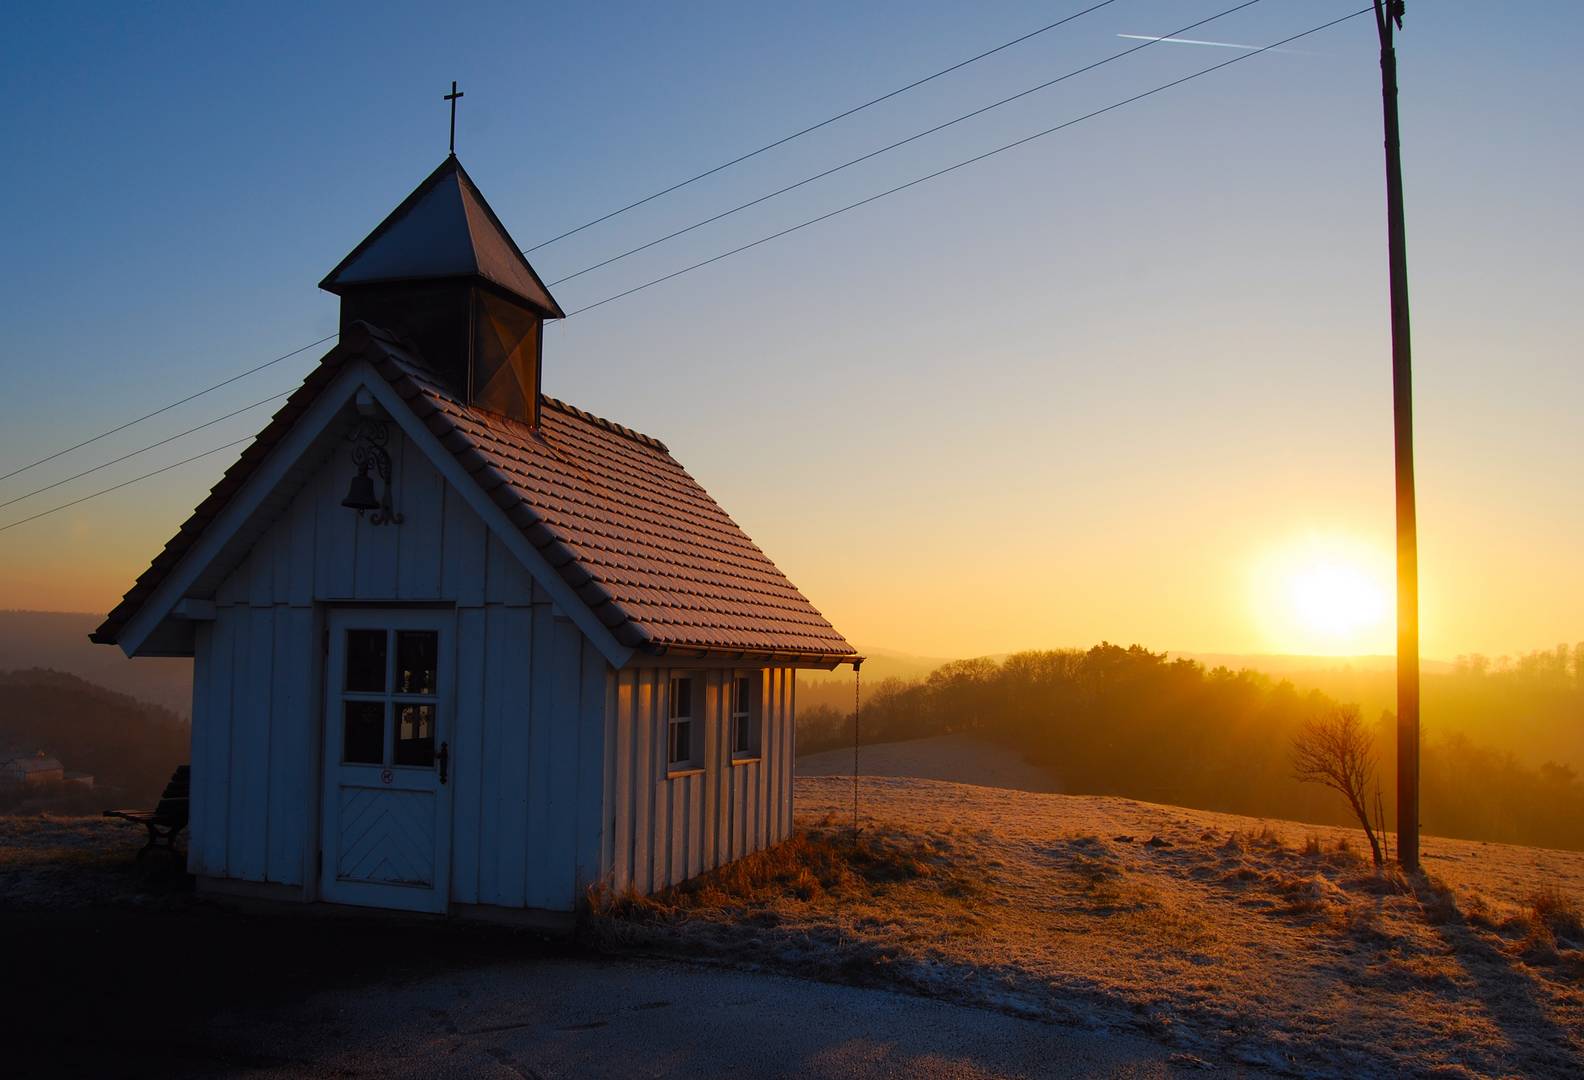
left=797, top=645, right=958, bottom=714
left=0, top=668, right=188, bottom=806
left=0, top=611, right=191, bottom=716
left=797, top=645, right=1456, bottom=719
left=1171, top=651, right=1454, bottom=676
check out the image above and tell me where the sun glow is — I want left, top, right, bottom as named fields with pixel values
left=1251, top=537, right=1393, bottom=654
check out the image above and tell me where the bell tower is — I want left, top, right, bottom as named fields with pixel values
left=319, top=156, right=564, bottom=427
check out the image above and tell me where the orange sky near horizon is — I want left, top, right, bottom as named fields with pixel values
left=1, top=459, right=1576, bottom=665
left=2, top=4, right=1579, bottom=666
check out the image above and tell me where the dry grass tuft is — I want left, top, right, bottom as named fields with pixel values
left=1267, top=871, right=1346, bottom=918
left=1518, top=920, right=1562, bottom=965
left=586, top=818, right=980, bottom=928
left=1529, top=885, right=1583, bottom=944
left=1331, top=901, right=1392, bottom=944
left=1445, top=886, right=1579, bottom=966
left=1068, top=852, right=1122, bottom=886
left=1343, top=865, right=1413, bottom=897
left=1244, top=824, right=1286, bottom=849
left=1416, top=875, right=1461, bottom=926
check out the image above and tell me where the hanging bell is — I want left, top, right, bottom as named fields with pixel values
left=341, top=463, right=380, bottom=511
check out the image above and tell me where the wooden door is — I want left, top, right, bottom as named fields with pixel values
left=320, top=609, right=454, bottom=912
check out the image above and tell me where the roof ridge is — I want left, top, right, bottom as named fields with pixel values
left=541, top=395, right=669, bottom=454
left=94, top=335, right=855, bottom=662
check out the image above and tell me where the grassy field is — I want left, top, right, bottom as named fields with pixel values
left=7, top=777, right=1583, bottom=1078
left=591, top=776, right=1584, bottom=1079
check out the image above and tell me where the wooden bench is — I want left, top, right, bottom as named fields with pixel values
left=104, top=764, right=189, bottom=862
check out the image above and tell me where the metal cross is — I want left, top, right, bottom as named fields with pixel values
left=445, top=81, right=464, bottom=154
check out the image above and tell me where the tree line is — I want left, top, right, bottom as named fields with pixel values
left=798, top=643, right=1584, bottom=852
left=0, top=668, right=188, bottom=812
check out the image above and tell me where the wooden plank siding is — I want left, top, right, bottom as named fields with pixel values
left=601, top=666, right=796, bottom=895
left=187, top=422, right=800, bottom=911
left=187, top=425, right=613, bottom=911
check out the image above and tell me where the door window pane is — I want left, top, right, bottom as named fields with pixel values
left=395, top=631, right=438, bottom=695
left=343, top=700, right=385, bottom=763
left=395, top=704, right=436, bottom=766
left=345, top=630, right=387, bottom=692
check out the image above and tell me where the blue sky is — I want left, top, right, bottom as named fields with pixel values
left=1, top=1, right=1580, bottom=659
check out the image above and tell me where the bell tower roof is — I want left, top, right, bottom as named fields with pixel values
left=319, top=155, right=564, bottom=319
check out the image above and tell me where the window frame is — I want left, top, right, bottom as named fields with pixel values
left=729, top=671, right=763, bottom=763
left=338, top=626, right=440, bottom=769
left=666, top=673, right=701, bottom=775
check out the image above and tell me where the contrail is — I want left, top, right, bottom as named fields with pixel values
left=1117, top=33, right=1306, bottom=54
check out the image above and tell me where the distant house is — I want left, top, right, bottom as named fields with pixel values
left=91, top=154, right=859, bottom=919
left=2, top=753, right=65, bottom=786
left=63, top=771, right=95, bottom=790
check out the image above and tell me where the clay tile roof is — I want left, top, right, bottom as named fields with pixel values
left=93, top=326, right=856, bottom=664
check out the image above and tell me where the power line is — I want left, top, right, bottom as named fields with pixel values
left=565, top=6, right=1372, bottom=317
left=0, top=7, right=1117, bottom=488
left=0, top=333, right=336, bottom=485
left=522, top=0, right=1123, bottom=253
left=0, top=390, right=292, bottom=512
left=547, top=0, right=1264, bottom=289
left=0, top=9, right=1120, bottom=489
left=0, top=6, right=1368, bottom=532
left=0, top=436, right=256, bottom=535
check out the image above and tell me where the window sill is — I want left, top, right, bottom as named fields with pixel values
left=730, top=755, right=761, bottom=767
left=666, top=767, right=705, bottom=780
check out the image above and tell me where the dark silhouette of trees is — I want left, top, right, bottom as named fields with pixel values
left=0, top=668, right=187, bottom=810
left=796, top=643, right=1584, bottom=852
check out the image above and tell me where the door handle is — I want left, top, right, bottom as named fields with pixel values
left=437, top=741, right=449, bottom=785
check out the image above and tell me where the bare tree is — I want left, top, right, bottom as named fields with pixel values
left=1292, top=705, right=1384, bottom=867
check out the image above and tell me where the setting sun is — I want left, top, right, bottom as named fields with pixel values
left=1288, top=560, right=1389, bottom=641
left=1251, top=537, right=1393, bottom=655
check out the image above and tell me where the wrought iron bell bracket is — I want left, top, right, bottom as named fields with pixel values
left=343, top=420, right=404, bottom=526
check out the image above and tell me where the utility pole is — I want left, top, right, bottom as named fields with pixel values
left=1375, top=0, right=1419, bottom=872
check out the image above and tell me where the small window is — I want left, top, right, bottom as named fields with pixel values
left=731, top=674, right=760, bottom=758
left=667, top=675, right=696, bottom=770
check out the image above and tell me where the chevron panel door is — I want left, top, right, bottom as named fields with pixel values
left=320, top=609, right=455, bottom=912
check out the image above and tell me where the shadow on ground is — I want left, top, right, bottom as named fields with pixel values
left=2, top=877, right=577, bottom=1076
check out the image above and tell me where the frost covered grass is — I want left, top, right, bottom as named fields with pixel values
left=8, top=791, right=1582, bottom=1076
left=0, top=814, right=155, bottom=908
left=589, top=816, right=977, bottom=920
left=1530, top=884, right=1584, bottom=942
left=590, top=777, right=1584, bottom=1079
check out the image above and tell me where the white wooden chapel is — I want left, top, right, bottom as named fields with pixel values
left=93, top=153, right=858, bottom=918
